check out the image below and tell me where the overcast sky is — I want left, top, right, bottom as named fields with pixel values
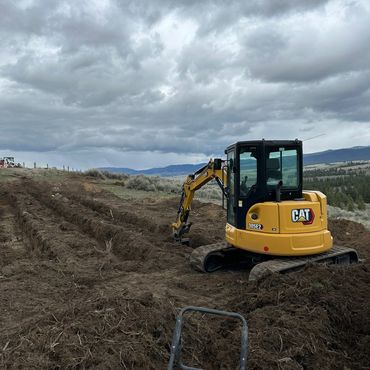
left=1, top=0, right=370, bottom=169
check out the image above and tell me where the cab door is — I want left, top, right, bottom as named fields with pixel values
left=226, top=149, right=236, bottom=226
left=236, top=144, right=265, bottom=230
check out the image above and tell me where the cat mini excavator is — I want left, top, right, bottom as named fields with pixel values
left=172, top=140, right=359, bottom=280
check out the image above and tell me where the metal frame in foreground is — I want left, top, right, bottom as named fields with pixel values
left=167, top=306, right=248, bottom=370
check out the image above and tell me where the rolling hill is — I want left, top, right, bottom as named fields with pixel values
left=99, top=145, right=370, bottom=176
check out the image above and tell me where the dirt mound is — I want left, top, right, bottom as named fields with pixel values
left=227, top=264, right=370, bottom=369
left=0, top=177, right=369, bottom=369
left=1, top=290, right=174, bottom=369
left=330, top=219, right=370, bottom=259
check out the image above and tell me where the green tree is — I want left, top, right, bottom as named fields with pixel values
left=356, top=195, right=366, bottom=211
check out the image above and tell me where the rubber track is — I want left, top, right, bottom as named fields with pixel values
left=190, top=243, right=359, bottom=280
left=189, top=242, right=232, bottom=272
left=248, top=245, right=359, bottom=281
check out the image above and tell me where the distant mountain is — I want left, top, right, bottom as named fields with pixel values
left=99, top=163, right=207, bottom=177
left=304, top=145, right=370, bottom=165
left=99, top=145, right=370, bottom=176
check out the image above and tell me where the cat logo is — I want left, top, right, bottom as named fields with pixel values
left=291, top=208, right=315, bottom=225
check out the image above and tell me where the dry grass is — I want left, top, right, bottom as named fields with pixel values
left=328, top=204, right=370, bottom=230
left=98, top=172, right=223, bottom=204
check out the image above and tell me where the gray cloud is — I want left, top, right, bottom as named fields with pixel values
left=0, top=0, right=369, bottom=169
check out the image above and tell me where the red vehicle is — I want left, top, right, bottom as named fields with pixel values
left=0, top=157, right=19, bottom=168
left=0, top=159, right=7, bottom=168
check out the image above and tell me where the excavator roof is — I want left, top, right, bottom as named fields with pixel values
left=225, top=139, right=302, bottom=153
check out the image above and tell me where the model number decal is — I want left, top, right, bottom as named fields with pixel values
left=291, top=208, right=315, bottom=225
left=249, top=223, right=263, bottom=230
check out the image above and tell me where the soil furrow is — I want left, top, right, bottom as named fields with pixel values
left=62, top=188, right=160, bottom=233
left=22, top=179, right=184, bottom=270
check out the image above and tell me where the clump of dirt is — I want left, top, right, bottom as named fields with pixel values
left=0, top=176, right=369, bottom=369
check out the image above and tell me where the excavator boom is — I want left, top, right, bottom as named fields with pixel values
left=172, top=158, right=227, bottom=243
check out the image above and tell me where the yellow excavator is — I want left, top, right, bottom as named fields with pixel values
left=172, top=140, right=359, bottom=280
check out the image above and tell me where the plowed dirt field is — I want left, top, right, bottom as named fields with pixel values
left=0, top=174, right=369, bottom=369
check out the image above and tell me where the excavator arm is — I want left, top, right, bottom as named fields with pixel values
left=172, top=158, right=228, bottom=243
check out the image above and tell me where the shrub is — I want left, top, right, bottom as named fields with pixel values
left=84, top=169, right=130, bottom=181
left=84, top=169, right=106, bottom=179
left=100, top=171, right=129, bottom=180
left=126, top=175, right=154, bottom=191
left=124, top=174, right=224, bottom=202
left=126, top=175, right=179, bottom=193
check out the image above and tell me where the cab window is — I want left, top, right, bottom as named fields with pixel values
left=267, top=148, right=298, bottom=188
left=239, top=148, right=257, bottom=196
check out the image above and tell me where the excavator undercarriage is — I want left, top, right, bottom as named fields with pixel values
left=189, top=242, right=359, bottom=281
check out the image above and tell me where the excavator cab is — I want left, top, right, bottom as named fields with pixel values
left=224, top=140, right=335, bottom=257
left=225, top=140, right=302, bottom=230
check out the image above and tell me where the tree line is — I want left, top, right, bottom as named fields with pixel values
left=304, top=170, right=369, bottom=211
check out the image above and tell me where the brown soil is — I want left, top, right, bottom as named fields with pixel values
left=0, top=177, right=369, bottom=369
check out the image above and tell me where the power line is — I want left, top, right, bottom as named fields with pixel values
left=302, top=133, right=326, bottom=142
